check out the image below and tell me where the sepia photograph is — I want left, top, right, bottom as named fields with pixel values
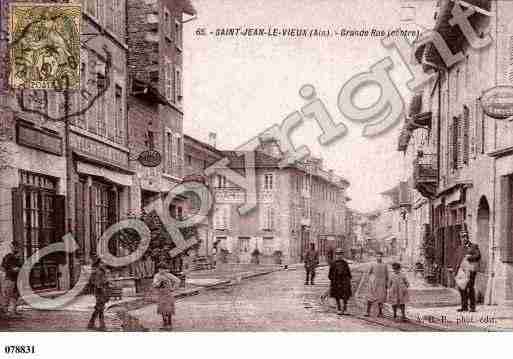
left=1, top=0, right=513, bottom=354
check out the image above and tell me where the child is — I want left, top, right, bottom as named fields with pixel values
left=388, top=262, right=410, bottom=321
left=152, top=262, right=180, bottom=330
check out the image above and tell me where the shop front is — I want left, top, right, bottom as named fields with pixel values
left=12, top=171, right=66, bottom=291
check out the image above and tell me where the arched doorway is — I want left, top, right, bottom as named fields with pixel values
left=476, top=196, right=490, bottom=303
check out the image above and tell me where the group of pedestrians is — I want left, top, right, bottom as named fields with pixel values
left=306, top=246, right=410, bottom=320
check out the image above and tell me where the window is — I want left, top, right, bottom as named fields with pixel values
left=186, top=154, right=192, bottom=166
left=239, top=237, right=250, bottom=253
left=86, top=0, right=97, bottom=17
left=216, top=175, right=227, bottom=188
left=451, top=116, right=459, bottom=170
left=164, top=9, right=172, bottom=41
left=263, top=237, right=274, bottom=255
left=175, top=20, right=182, bottom=49
left=264, top=174, right=274, bottom=190
left=165, top=132, right=173, bottom=173
left=262, top=206, right=275, bottom=231
left=164, top=61, right=174, bottom=102
left=115, top=85, right=124, bottom=144
left=462, top=106, right=470, bottom=165
left=215, top=206, right=229, bottom=230
left=106, top=0, right=114, bottom=31
left=149, top=70, right=159, bottom=84
left=78, top=61, right=87, bottom=128
left=96, top=72, right=106, bottom=136
left=175, top=69, right=182, bottom=103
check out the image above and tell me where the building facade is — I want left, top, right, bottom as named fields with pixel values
left=209, top=142, right=350, bottom=265
left=401, top=0, right=513, bottom=304
left=0, top=0, right=196, bottom=291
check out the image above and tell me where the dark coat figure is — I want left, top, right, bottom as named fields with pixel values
left=304, top=244, right=319, bottom=285
left=455, top=234, right=481, bottom=312
left=87, top=259, right=109, bottom=330
left=328, top=251, right=352, bottom=314
left=1, top=246, right=23, bottom=316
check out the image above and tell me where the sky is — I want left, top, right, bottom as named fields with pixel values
left=183, top=0, right=436, bottom=213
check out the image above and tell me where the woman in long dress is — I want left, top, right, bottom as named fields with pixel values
left=365, top=252, right=388, bottom=317
left=152, top=262, right=181, bottom=330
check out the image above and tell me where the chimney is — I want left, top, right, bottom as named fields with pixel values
left=208, top=132, right=217, bottom=148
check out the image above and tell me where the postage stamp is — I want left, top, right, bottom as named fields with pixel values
left=9, top=3, right=81, bottom=90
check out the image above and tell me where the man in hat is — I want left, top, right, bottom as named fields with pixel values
left=328, top=248, right=352, bottom=315
left=455, top=230, right=481, bottom=312
left=304, top=243, right=319, bottom=285
left=87, top=258, right=109, bottom=330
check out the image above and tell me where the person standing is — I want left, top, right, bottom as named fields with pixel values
left=152, top=262, right=180, bottom=330
left=455, top=231, right=481, bottom=312
left=365, top=252, right=388, bottom=317
left=304, top=243, right=319, bottom=285
left=388, top=262, right=410, bottom=321
left=328, top=248, right=352, bottom=315
left=1, top=244, right=23, bottom=317
left=87, top=258, right=109, bottom=331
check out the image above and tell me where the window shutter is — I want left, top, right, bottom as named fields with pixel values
left=54, top=195, right=66, bottom=243
left=11, top=189, right=24, bottom=251
left=463, top=106, right=470, bottom=165
left=500, top=176, right=513, bottom=262
left=90, top=187, right=97, bottom=256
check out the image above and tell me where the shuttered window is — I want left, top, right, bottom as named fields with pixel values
left=463, top=106, right=470, bottom=165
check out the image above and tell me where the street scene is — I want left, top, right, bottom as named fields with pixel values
left=1, top=0, right=513, bottom=334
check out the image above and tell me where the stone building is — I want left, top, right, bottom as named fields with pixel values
left=183, top=133, right=224, bottom=258
left=0, top=0, right=196, bottom=291
left=0, top=0, right=130, bottom=291
left=208, top=141, right=350, bottom=265
left=401, top=0, right=513, bottom=304
left=126, top=0, right=196, bottom=213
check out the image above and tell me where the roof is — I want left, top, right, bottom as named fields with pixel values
left=183, top=134, right=224, bottom=157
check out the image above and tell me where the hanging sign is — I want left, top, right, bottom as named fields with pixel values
left=137, top=150, right=162, bottom=168
left=481, top=86, right=513, bottom=120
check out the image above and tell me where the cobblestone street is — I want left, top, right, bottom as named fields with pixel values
left=127, top=266, right=434, bottom=331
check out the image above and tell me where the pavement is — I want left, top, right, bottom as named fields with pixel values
left=126, top=265, right=433, bottom=331
left=3, top=261, right=512, bottom=331
left=353, top=262, right=513, bottom=331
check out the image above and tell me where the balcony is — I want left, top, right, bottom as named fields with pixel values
left=413, top=154, right=438, bottom=199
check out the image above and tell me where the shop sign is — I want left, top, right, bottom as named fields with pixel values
left=16, top=122, right=63, bottom=156
left=481, top=86, right=513, bottom=120
left=138, top=149, right=162, bottom=168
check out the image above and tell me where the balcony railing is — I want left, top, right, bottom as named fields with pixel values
left=413, top=154, right=438, bottom=199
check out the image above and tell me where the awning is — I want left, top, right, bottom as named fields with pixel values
left=77, top=162, right=133, bottom=187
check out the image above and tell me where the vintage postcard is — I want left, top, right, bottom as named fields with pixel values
left=1, top=0, right=513, bottom=351
left=9, top=2, right=81, bottom=90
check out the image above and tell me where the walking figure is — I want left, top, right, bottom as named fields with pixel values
left=328, top=248, right=352, bottom=315
left=365, top=252, right=388, bottom=317
left=87, top=258, right=109, bottom=331
left=388, top=262, right=409, bottom=321
left=152, top=262, right=180, bottom=330
left=304, top=243, right=319, bottom=285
